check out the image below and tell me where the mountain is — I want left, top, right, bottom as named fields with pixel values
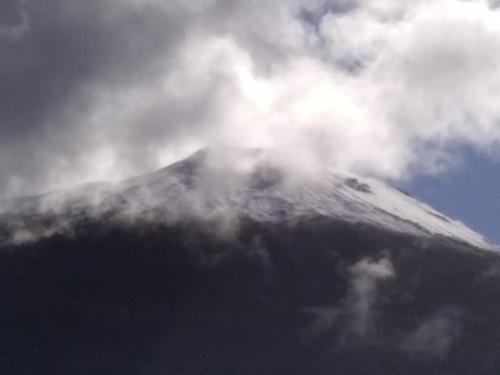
left=1, top=148, right=492, bottom=249
left=1, top=148, right=499, bottom=375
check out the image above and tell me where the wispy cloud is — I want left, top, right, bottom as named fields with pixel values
left=400, top=307, right=461, bottom=359
left=345, top=256, right=396, bottom=338
left=302, top=255, right=396, bottom=343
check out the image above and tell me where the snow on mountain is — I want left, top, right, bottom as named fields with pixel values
left=0, top=148, right=494, bottom=250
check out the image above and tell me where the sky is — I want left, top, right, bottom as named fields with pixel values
left=403, top=146, right=500, bottom=244
left=1, top=0, right=499, bottom=242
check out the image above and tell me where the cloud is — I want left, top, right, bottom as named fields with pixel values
left=344, top=256, right=395, bottom=338
left=301, top=306, right=339, bottom=343
left=300, top=255, right=395, bottom=344
left=1, top=0, right=500, bottom=198
left=400, top=308, right=461, bottom=359
left=300, top=256, right=461, bottom=359
left=0, top=1, right=30, bottom=41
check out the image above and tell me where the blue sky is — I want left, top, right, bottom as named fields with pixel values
left=403, top=149, right=500, bottom=245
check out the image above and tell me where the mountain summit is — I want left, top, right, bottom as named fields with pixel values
left=1, top=147, right=493, bottom=250
left=1, top=148, right=500, bottom=375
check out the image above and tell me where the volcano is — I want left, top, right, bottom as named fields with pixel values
left=1, top=148, right=499, bottom=375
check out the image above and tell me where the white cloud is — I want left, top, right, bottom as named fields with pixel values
left=345, top=256, right=395, bottom=338
left=3, top=0, right=500, bottom=195
left=118, top=0, right=500, bottom=179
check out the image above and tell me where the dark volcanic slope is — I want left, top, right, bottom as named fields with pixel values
left=1, top=149, right=499, bottom=374
left=1, top=216, right=500, bottom=375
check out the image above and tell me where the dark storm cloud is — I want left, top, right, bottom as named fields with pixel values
left=0, top=0, right=193, bottom=195
left=0, top=0, right=23, bottom=27
left=1, top=0, right=176, bottom=137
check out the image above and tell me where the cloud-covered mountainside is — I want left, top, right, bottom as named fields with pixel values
left=1, top=148, right=500, bottom=374
left=0, top=148, right=493, bottom=249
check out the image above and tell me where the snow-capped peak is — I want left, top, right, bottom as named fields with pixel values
left=1, top=148, right=495, bottom=250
